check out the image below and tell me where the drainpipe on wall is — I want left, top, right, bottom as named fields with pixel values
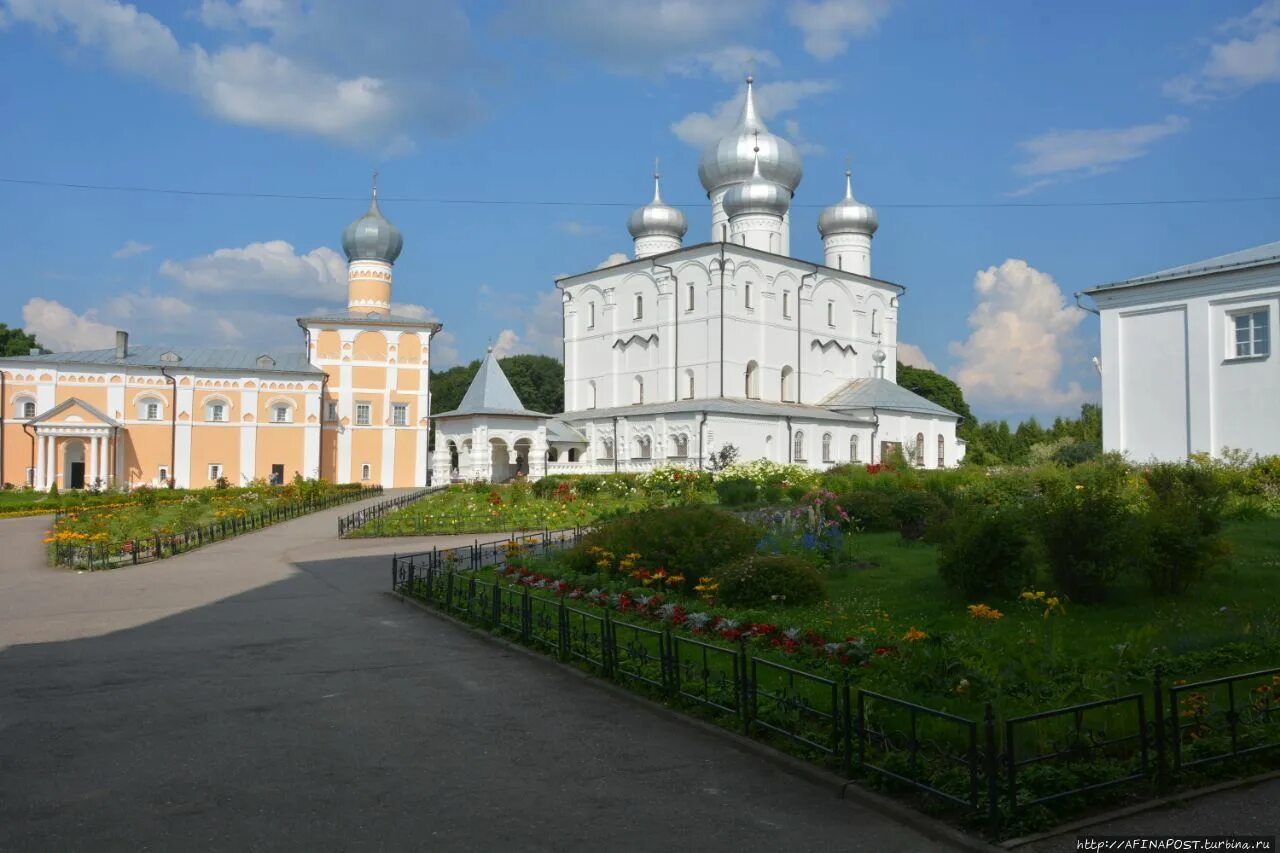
left=319, top=371, right=329, bottom=481
left=22, top=422, right=35, bottom=488
left=612, top=416, right=619, bottom=474
left=799, top=267, right=818, bottom=404
left=1073, top=291, right=1100, bottom=316
left=786, top=416, right=793, bottom=464
left=717, top=242, right=726, bottom=398
left=159, top=366, right=177, bottom=488
left=697, top=411, right=708, bottom=470
left=649, top=258, right=676, bottom=402
left=870, top=406, right=880, bottom=465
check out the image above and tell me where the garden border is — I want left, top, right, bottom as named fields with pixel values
left=337, top=487, right=437, bottom=536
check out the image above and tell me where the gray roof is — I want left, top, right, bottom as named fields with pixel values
left=435, top=350, right=548, bottom=419
left=820, top=377, right=959, bottom=419
left=564, top=398, right=875, bottom=424
left=297, top=311, right=442, bottom=330
left=1087, top=240, right=1280, bottom=293
left=29, top=396, right=120, bottom=427
left=0, top=345, right=322, bottom=375
left=547, top=418, right=588, bottom=444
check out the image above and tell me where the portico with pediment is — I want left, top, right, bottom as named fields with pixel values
left=27, top=398, right=121, bottom=490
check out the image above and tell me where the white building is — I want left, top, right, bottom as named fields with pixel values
left=1085, top=240, right=1278, bottom=461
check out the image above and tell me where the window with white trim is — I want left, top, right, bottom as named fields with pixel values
left=360, top=463, right=371, bottom=481
left=937, top=434, right=945, bottom=468
left=272, top=404, right=291, bottom=424
left=793, top=431, right=806, bottom=462
left=1230, top=309, right=1270, bottom=358
left=672, top=434, right=689, bottom=458
left=391, top=403, right=408, bottom=426
left=601, top=438, right=614, bottom=460
left=827, top=301, right=835, bottom=327
left=915, top=432, right=926, bottom=467
left=633, top=375, right=644, bottom=405
left=684, top=369, right=695, bottom=400
left=850, top=435, right=860, bottom=462
left=355, top=402, right=371, bottom=426
left=206, top=401, right=226, bottom=422
left=686, top=282, right=695, bottom=312
left=782, top=291, right=791, bottom=319
left=25, top=467, right=35, bottom=487
left=208, top=463, right=223, bottom=481
left=158, top=465, right=169, bottom=484
left=145, top=401, right=160, bottom=421
left=17, top=397, right=36, bottom=419
left=587, top=380, right=597, bottom=409
left=822, top=433, right=833, bottom=463
left=634, top=294, right=643, bottom=320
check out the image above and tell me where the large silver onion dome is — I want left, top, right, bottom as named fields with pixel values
left=818, top=169, right=878, bottom=237
left=627, top=168, right=688, bottom=239
left=342, top=180, right=403, bottom=264
left=723, top=147, right=791, bottom=220
left=698, top=76, right=803, bottom=195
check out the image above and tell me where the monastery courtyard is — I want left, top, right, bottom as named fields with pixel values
left=0, top=494, right=947, bottom=852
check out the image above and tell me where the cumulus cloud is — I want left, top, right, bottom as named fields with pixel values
left=22, top=298, right=117, bottom=352
left=1165, top=1, right=1280, bottom=102
left=595, top=252, right=631, bottom=269
left=111, top=239, right=153, bottom=259
left=483, top=290, right=564, bottom=360
left=490, top=328, right=523, bottom=359
left=948, top=259, right=1089, bottom=412
left=392, top=301, right=461, bottom=368
left=1009, top=116, right=1188, bottom=194
left=787, top=0, right=893, bottom=60
left=671, top=78, right=836, bottom=148
left=101, top=290, right=194, bottom=322
left=159, top=240, right=346, bottom=300
left=897, top=342, right=936, bottom=371
left=2, top=0, right=481, bottom=147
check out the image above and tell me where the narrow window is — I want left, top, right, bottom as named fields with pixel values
left=158, top=466, right=169, bottom=484
left=146, top=401, right=160, bottom=420
left=871, top=308, right=880, bottom=337
left=745, top=283, right=753, bottom=310
left=1232, top=309, right=1270, bottom=358
left=209, top=403, right=225, bottom=422
left=850, top=435, right=860, bottom=462
left=782, top=291, right=791, bottom=319
left=273, top=404, right=290, bottom=423
left=937, top=434, right=945, bottom=468
left=744, top=361, right=759, bottom=399
left=634, top=294, right=643, bottom=320
left=391, top=403, right=408, bottom=426
left=793, top=431, right=806, bottom=462
left=326, top=401, right=338, bottom=421
left=588, top=301, right=596, bottom=329
left=822, top=433, right=833, bottom=463
left=780, top=366, right=794, bottom=402
left=827, top=301, right=835, bottom=327
left=915, top=432, right=925, bottom=466
left=587, top=380, right=597, bottom=409
left=720, top=223, right=728, bottom=242
left=686, top=282, right=695, bottom=311
left=360, top=463, right=371, bottom=481
left=25, top=467, right=35, bottom=487
left=568, top=448, right=578, bottom=462
left=684, top=369, right=694, bottom=400
left=355, top=402, right=371, bottom=426
left=21, top=400, right=36, bottom=418
left=208, top=463, right=223, bottom=481
left=633, top=375, right=644, bottom=405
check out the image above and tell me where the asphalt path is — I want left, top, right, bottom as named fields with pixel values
left=0, top=500, right=949, bottom=852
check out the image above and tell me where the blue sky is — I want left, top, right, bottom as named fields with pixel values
left=2, top=0, right=1278, bottom=422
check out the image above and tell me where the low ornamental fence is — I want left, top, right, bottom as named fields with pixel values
left=390, top=541, right=1280, bottom=836
left=53, top=485, right=382, bottom=570
left=349, top=508, right=579, bottom=538
left=337, top=487, right=435, bottom=536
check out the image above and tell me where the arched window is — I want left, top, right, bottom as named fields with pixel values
left=671, top=434, right=689, bottom=458
left=360, top=463, right=372, bottom=481
left=547, top=447, right=559, bottom=462
left=782, top=291, right=791, bottom=319
left=780, top=366, right=794, bottom=402
left=827, top=301, right=835, bottom=327
left=601, top=438, right=614, bottom=460
left=634, top=435, right=652, bottom=460
left=15, top=395, right=36, bottom=419
left=793, top=430, right=806, bottom=462
left=872, top=309, right=880, bottom=337
left=568, top=448, right=578, bottom=462
left=937, top=434, right=945, bottom=468
left=271, top=401, right=294, bottom=424
left=684, top=369, right=695, bottom=400
left=633, top=375, right=644, bottom=405
left=686, top=282, right=695, bottom=312
left=135, top=395, right=164, bottom=421
left=587, top=380, right=597, bottom=409
left=588, top=301, right=596, bottom=329
left=915, top=432, right=925, bottom=466
left=634, top=294, right=643, bottom=320
left=822, top=433, right=833, bottom=463
left=744, top=283, right=753, bottom=310
left=850, top=435, right=860, bottom=462
left=205, top=398, right=230, bottom=422
left=744, top=360, right=759, bottom=399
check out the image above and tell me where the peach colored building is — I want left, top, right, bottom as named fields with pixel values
left=0, top=185, right=439, bottom=489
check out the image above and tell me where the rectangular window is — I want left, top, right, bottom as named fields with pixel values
left=355, top=402, right=371, bottom=426
left=273, top=405, right=290, bottom=423
left=146, top=402, right=160, bottom=420
left=686, top=283, right=695, bottom=312
left=326, top=401, right=338, bottom=421
left=745, top=283, right=753, bottom=310
left=209, top=403, right=225, bottom=422
left=635, top=294, right=643, bottom=320
left=783, top=291, right=791, bottom=319
left=588, top=302, right=596, bottom=329
left=158, top=466, right=169, bottom=484
left=391, top=403, right=408, bottom=426
left=827, top=301, right=835, bottom=327
left=208, top=463, right=223, bottom=481
left=1231, top=309, right=1270, bottom=358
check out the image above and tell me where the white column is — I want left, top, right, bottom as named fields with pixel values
left=46, top=436, right=57, bottom=490
left=35, top=432, right=46, bottom=490
left=89, top=435, right=99, bottom=488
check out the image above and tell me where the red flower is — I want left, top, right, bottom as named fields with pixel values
left=874, top=646, right=894, bottom=657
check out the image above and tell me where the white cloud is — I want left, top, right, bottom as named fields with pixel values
left=1165, top=1, right=1280, bottom=102
left=1010, top=116, right=1188, bottom=194
left=491, top=328, right=522, bottom=358
left=2, top=0, right=479, bottom=147
left=671, top=79, right=836, bottom=148
left=595, top=252, right=631, bottom=269
left=159, top=240, right=346, bottom=300
left=22, top=298, right=117, bottom=352
left=481, top=291, right=563, bottom=360
left=111, top=239, right=153, bottom=259
left=787, top=0, right=892, bottom=60
left=897, top=342, right=936, bottom=371
left=558, top=221, right=606, bottom=237
left=101, top=290, right=194, bottom=322
left=669, top=46, right=779, bottom=82
left=948, top=259, right=1089, bottom=411
left=392, top=302, right=461, bottom=368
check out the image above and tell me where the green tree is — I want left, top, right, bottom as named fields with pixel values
left=430, top=354, right=564, bottom=415
left=0, top=324, right=45, bottom=357
left=895, top=362, right=975, bottom=434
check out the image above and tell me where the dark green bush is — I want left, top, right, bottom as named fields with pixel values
left=714, top=554, right=826, bottom=607
left=563, top=505, right=759, bottom=594
left=892, top=489, right=948, bottom=541
left=936, top=500, right=1037, bottom=600
left=714, top=477, right=759, bottom=507
left=573, top=475, right=604, bottom=496
left=532, top=476, right=569, bottom=499
left=837, top=489, right=898, bottom=532
left=1139, top=463, right=1231, bottom=595
left=1037, top=461, right=1138, bottom=603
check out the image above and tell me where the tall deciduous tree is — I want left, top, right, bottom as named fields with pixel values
left=896, top=362, right=976, bottom=434
left=430, top=354, right=564, bottom=415
left=0, top=324, right=45, bottom=357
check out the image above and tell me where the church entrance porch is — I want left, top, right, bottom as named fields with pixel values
left=64, top=440, right=86, bottom=490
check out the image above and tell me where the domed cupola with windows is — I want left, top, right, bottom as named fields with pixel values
left=342, top=173, right=403, bottom=315
left=818, top=165, right=878, bottom=275
left=627, top=162, right=687, bottom=259
left=722, top=139, right=791, bottom=254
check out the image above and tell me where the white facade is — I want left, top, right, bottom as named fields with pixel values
left=1087, top=242, right=1279, bottom=461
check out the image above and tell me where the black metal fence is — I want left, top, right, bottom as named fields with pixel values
left=390, top=540, right=1280, bottom=836
left=53, top=485, right=382, bottom=569
left=337, top=487, right=435, bottom=536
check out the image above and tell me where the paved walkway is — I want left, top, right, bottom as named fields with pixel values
left=0, top=498, right=950, bottom=852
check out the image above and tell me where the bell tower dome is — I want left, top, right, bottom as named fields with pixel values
left=341, top=172, right=403, bottom=315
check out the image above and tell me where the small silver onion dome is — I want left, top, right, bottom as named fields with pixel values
left=698, top=76, right=803, bottom=195
left=818, top=169, right=878, bottom=238
left=342, top=176, right=403, bottom=264
left=723, top=143, right=791, bottom=220
left=627, top=167, right=688, bottom=240
left=873, top=348, right=887, bottom=363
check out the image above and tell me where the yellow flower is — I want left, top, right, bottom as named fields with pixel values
left=967, top=603, right=1004, bottom=621
left=903, top=627, right=928, bottom=642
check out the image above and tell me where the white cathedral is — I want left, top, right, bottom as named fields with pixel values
left=434, top=76, right=964, bottom=483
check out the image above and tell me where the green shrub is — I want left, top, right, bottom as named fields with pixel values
left=1037, top=461, right=1138, bottom=603
left=532, top=476, right=570, bottom=499
left=936, top=500, right=1037, bottom=600
left=714, top=476, right=758, bottom=507
left=837, top=489, right=898, bottom=532
left=564, top=505, right=758, bottom=594
left=573, top=475, right=604, bottom=496
left=892, top=489, right=948, bottom=541
left=714, top=554, right=826, bottom=607
left=1139, top=463, right=1231, bottom=595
